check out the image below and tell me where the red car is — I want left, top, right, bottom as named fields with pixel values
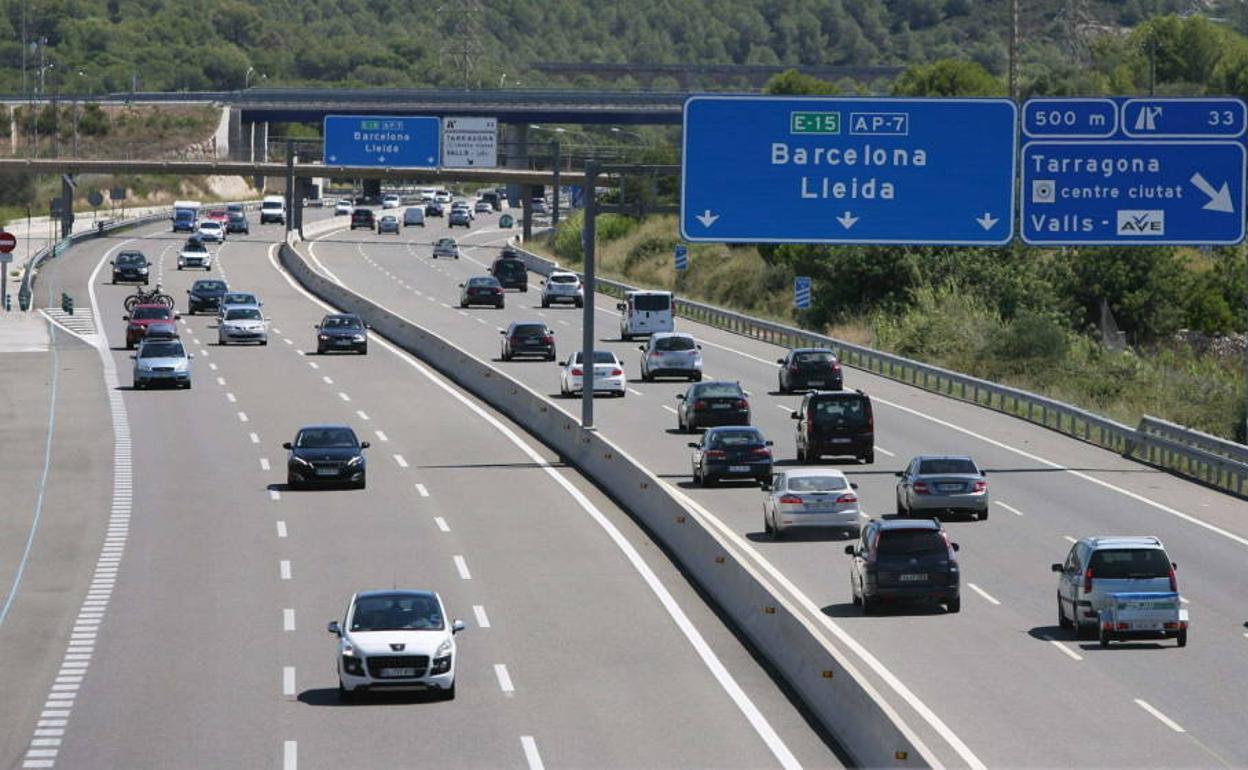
left=206, top=209, right=230, bottom=229
left=124, top=304, right=179, bottom=349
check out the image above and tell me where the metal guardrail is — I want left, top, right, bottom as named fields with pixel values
left=512, top=243, right=1248, bottom=499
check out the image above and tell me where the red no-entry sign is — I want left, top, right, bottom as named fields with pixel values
left=0, top=231, right=16, bottom=253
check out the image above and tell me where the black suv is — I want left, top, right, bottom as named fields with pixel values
left=111, top=250, right=150, bottom=284
left=350, top=208, right=376, bottom=230
left=500, top=321, right=555, bottom=361
left=186, top=279, right=229, bottom=315
left=777, top=347, right=843, bottom=392
left=490, top=255, right=529, bottom=292
left=792, top=389, right=874, bottom=464
left=846, top=518, right=960, bottom=614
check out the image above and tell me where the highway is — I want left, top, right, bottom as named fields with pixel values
left=0, top=209, right=843, bottom=769
left=298, top=207, right=1248, bottom=768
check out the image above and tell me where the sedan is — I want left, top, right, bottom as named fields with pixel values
left=334, top=199, right=353, bottom=216
left=459, top=276, right=504, bottom=308
left=448, top=210, right=472, bottom=228
left=377, top=215, right=400, bottom=234
left=777, top=348, right=844, bottom=393
left=474, top=200, right=492, bottom=214
left=218, top=306, right=269, bottom=345
left=124, top=304, right=179, bottom=348
left=763, top=468, right=861, bottom=539
left=329, top=589, right=465, bottom=702
left=197, top=220, right=226, bottom=243
left=131, top=337, right=192, bottom=389
left=895, top=455, right=989, bottom=519
left=676, top=381, right=750, bottom=432
left=433, top=238, right=459, bottom=259
left=284, top=424, right=369, bottom=489
left=316, top=314, right=369, bottom=355
left=425, top=201, right=444, bottom=217
left=689, top=426, right=773, bottom=486
left=500, top=322, right=555, bottom=361
left=559, top=350, right=625, bottom=397
left=186, top=279, right=229, bottom=315
left=217, top=291, right=262, bottom=320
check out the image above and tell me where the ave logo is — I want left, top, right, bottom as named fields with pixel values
left=1116, top=210, right=1165, bottom=236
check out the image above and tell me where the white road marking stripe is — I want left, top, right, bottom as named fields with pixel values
left=1134, top=699, right=1185, bottom=732
left=458, top=310, right=469, bottom=316
left=283, top=609, right=296, bottom=632
left=280, top=560, right=291, bottom=580
left=208, top=362, right=218, bottom=370
left=995, top=501, right=1025, bottom=516
left=374, top=430, right=389, bottom=442
left=284, top=741, right=297, bottom=770
left=308, top=361, right=319, bottom=369
left=393, top=454, right=408, bottom=468
left=474, top=605, right=491, bottom=628
left=260, top=458, right=271, bottom=471
left=415, top=483, right=430, bottom=497
left=249, top=432, right=260, bottom=444
left=661, top=405, right=678, bottom=414
left=967, top=583, right=1001, bottom=605
left=628, top=388, right=643, bottom=396
left=338, top=392, right=351, bottom=402
left=454, top=555, right=472, bottom=580
left=270, top=489, right=281, bottom=502
left=434, top=517, right=450, bottom=532
left=774, top=404, right=791, bottom=411
left=874, top=445, right=896, bottom=457
left=520, top=736, right=544, bottom=770
left=1041, top=634, right=1083, bottom=661
left=356, top=410, right=370, bottom=421
left=283, top=338, right=293, bottom=345
left=494, top=663, right=514, bottom=693
left=276, top=521, right=287, bottom=538
left=1063, top=535, right=1078, bottom=543
left=283, top=666, right=296, bottom=696
left=238, top=412, right=249, bottom=422
left=216, top=377, right=226, bottom=386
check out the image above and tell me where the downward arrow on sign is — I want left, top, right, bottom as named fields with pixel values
left=836, top=211, right=858, bottom=229
left=695, top=210, right=719, bottom=228
left=976, top=212, right=999, bottom=230
left=1190, top=173, right=1234, bottom=213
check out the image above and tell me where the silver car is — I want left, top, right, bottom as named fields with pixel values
left=1052, top=536, right=1178, bottom=638
left=639, top=332, right=702, bottom=381
left=218, top=306, right=269, bottom=345
left=540, top=271, right=583, bottom=308
left=895, top=455, right=989, bottom=519
left=763, top=468, right=861, bottom=539
left=132, top=337, right=192, bottom=389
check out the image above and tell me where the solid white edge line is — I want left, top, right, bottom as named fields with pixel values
left=268, top=240, right=803, bottom=770
left=1134, top=699, right=1186, bottom=732
left=994, top=501, right=1025, bottom=516
left=966, top=583, right=1002, bottom=606
left=520, top=736, right=544, bottom=770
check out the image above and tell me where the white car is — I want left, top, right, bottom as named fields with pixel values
left=382, top=194, right=401, bottom=209
left=329, top=589, right=464, bottom=702
left=177, top=240, right=212, bottom=270
left=451, top=202, right=474, bottom=220
left=639, top=332, right=702, bottom=381
left=197, top=220, right=225, bottom=243
left=540, top=270, right=583, bottom=308
left=559, top=350, right=626, bottom=398
left=434, top=190, right=452, bottom=205
left=218, top=306, right=269, bottom=345
left=334, top=200, right=353, bottom=216
left=763, top=468, right=861, bottom=539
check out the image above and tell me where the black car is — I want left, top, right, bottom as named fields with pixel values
left=778, top=348, right=843, bottom=392
left=490, top=255, right=528, bottom=292
left=186, top=279, right=229, bottom=315
left=459, top=276, right=505, bottom=308
left=283, top=424, right=370, bottom=490
left=688, top=426, right=773, bottom=486
left=846, top=519, right=960, bottom=614
left=350, top=209, right=376, bottom=230
left=500, top=321, right=555, bottom=361
left=792, top=389, right=874, bottom=464
left=226, top=211, right=250, bottom=234
left=425, top=201, right=444, bottom=217
left=315, top=313, right=369, bottom=355
left=111, top=250, right=150, bottom=284
left=226, top=203, right=244, bottom=215
left=676, top=381, right=750, bottom=432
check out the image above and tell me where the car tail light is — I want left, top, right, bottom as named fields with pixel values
left=704, top=450, right=727, bottom=458
left=694, top=400, right=708, bottom=410
left=1164, top=622, right=1180, bottom=630
left=751, top=447, right=771, bottom=457
left=1168, top=566, right=1177, bottom=592
left=1083, top=567, right=1093, bottom=594
left=571, top=368, right=583, bottom=376
left=973, top=480, right=987, bottom=493
left=778, top=494, right=803, bottom=504
left=831, top=362, right=842, bottom=372
left=1115, top=622, right=1130, bottom=631
left=735, top=399, right=749, bottom=409
left=494, top=288, right=503, bottom=294
left=542, top=335, right=554, bottom=344
left=913, top=481, right=931, bottom=495
left=610, top=368, right=623, bottom=376
left=836, top=493, right=858, bottom=504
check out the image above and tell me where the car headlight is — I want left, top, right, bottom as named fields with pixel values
left=137, top=267, right=149, bottom=274
left=435, top=638, right=453, bottom=658
left=346, top=456, right=364, bottom=467
left=174, top=361, right=189, bottom=371
left=352, top=334, right=366, bottom=342
left=292, top=456, right=313, bottom=468
left=318, top=334, right=329, bottom=341
left=341, top=639, right=357, bottom=657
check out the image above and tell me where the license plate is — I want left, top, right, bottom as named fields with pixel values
left=315, top=468, right=338, bottom=476
left=711, top=403, right=732, bottom=409
left=899, top=573, right=928, bottom=582
left=807, top=381, right=824, bottom=387
left=938, top=483, right=962, bottom=492
left=1131, top=622, right=1163, bottom=631
left=829, top=437, right=851, bottom=443
left=523, top=338, right=539, bottom=344
left=335, top=339, right=353, bottom=345
left=379, top=667, right=417, bottom=678
left=729, top=465, right=751, bottom=473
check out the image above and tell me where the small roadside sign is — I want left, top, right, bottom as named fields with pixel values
left=794, top=276, right=812, bottom=310
left=110, top=187, right=127, bottom=201
left=0, top=231, right=17, bottom=254
left=674, top=244, right=688, bottom=271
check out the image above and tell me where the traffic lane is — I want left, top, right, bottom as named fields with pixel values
left=231, top=236, right=837, bottom=768
left=315, top=231, right=1239, bottom=767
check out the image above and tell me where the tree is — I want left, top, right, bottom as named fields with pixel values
left=762, top=69, right=838, bottom=96
left=892, top=58, right=1004, bottom=96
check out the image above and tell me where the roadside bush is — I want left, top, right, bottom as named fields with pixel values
left=597, top=214, right=636, bottom=242
left=551, top=211, right=584, bottom=264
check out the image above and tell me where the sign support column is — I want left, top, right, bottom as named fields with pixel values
left=580, top=162, right=598, bottom=430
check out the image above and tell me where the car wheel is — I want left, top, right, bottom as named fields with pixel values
left=703, top=473, right=716, bottom=488
left=1099, top=627, right=1110, bottom=648
left=796, top=444, right=806, bottom=463
left=763, top=511, right=773, bottom=536
left=861, top=592, right=875, bottom=615
left=287, top=475, right=299, bottom=491
left=979, top=509, right=989, bottom=521
left=338, top=680, right=358, bottom=703
left=439, top=681, right=456, bottom=701
left=851, top=581, right=862, bottom=606
left=316, top=346, right=325, bottom=355
left=1177, top=629, right=1187, bottom=647
left=359, top=346, right=368, bottom=356
left=261, top=340, right=268, bottom=346
left=946, top=596, right=961, bottom=614
left=541, top=298, right=549, bottom=308
left=574, top=300, right=583, bottom=308
left=1057, top=595, right=1073, bottom=630
left=778, top=376, right=787, bottom=394
left=862, top=452, right=875, bottom=464
left=896, top=495, right=908, bottom=516
left=772, top=521, right=783, bottom=540
left=356, top=474, right=366, bottom=490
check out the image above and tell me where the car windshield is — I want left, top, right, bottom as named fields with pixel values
left=184, top=241, right=207, bottom=252
left=693, top=383, right=743, bottom=398
left=116, top=252, right=146, bottom=265
left=656, top=336, right=696, bottom=352
left=437, top=239, right=456, bottom=247
left=381, top=216, right=396, bottom=222
left=795, top=351, right=836, bottom=365
left=632, top=294, right=670, bottom=311
left=296, top=428, right=357, bottom=448
left=708, top=430, right=763, bottom=447
left=877, top=529, right=947, bottom=557
left=200, top=222, right=219, bottom=229
left=571, top=351, right=618, bottom=365
left=404, top=209, right=422, bottom=219
left=138, top=341, right=184, bottom=358
left=132, top=306, right=172, bottom=320
left=494, top=261, right=525, bottom=275
left=350, top=594, right=445, bottom=632
left=812, top=398, right=867, bottom=426
left=468, top=277, right=499, bottom=287
left=512, top=324, right=547, bottom=336
left=228, top=213, right=246, bottom=221
left=550, top=274, right=578, bottom=284
left=322, top=316, right=363, bottom=329
left=918, top=458, right=979, bottom=475
left=194, top=281, right=225, bottom=292
left=787, top=475, right=848, bottom=492
left=223, top=294, right=256, bottom=305
left=225, top=308, right=262, bottom=321
left=1090, top=548, right=1172, bottom=579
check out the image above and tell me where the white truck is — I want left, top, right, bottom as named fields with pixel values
left=259, top=195, right=286, bottom=225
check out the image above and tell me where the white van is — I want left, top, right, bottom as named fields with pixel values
left=260, top=195, right=286, bottom=225
left=617, top=290, right=674, bottom=340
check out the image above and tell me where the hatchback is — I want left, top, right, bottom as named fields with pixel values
left=132, top=337, right=192, bottom=389
left=316, top=314, right=369, bottom=355
left=111, top=251, right=150, bottom=285
left=1052, top=536, right=1178, bottom=638
left=847, top=519, right=960, bottom=614
left=676, top=381, right=749, bottom=432
left=377, top=215, right=400, bottom=234
left=689, top=426, right=773, bottom=486
left=763, top=468, right=861, bottom=539
left=350, top=209, right=375, bottom=230
left=459, top=276, right=504, bottom=308
left=500, top=322, right=556, bottom=361
left=449, top=209, right=472, bottom=228
left=124, top=304, right=178, bottom=348
left=559, top=350, right=626, bottom=397
left=778, top=348, right=843, bottom=392
left=433, top=238, right=459, bottom=259
left=491, top=255, right=528, bottom=291
left=640, top=332, right=702, bottom=381
left=895, top=455, right=989, bottom=519
left=540, top=271, right=583, bottom=308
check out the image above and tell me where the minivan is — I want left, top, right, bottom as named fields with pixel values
left=792, top=389, right=874, bottom=464
left=617, top=291, right=674, bottom=341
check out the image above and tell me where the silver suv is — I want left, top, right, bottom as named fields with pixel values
left=1052, top=536, right=1177, bottom=637
left=540, top=271, right=583, bottom=308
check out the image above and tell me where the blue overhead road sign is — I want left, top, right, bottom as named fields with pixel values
left=680, top=96, right=1018, bottom=245
left=1023, top=98, right=1117, bottom=138
left=323, top=115, right=440, bottom=167
left=1121, top=98, right=1246, bottom=138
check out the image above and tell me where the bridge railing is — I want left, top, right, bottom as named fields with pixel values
left=510, top=243, right=1248, bottom=499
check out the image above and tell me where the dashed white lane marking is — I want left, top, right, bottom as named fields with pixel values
left=1063, top=535, right=1078, bottom=543
left=283, top=609, right=296, bottom=632
left=874, top=445, right=896, bottom=457
left=557, top=319, right=569, bottom=326
left=216, top=377, right=226, bottom=386
left=308, top=361, right=319, bottom=369
left=374, top=430, right=389, bottom=442
left=415, top=483, right=430, bottom=497
left=226, top=393, right=237, bottom=403
left=276, top=521, right=287, bottom=538
left=393, top=454, right=409, bottom=468
left=521, top=736, right=544, bottom=770
left=453, top=555, right=472, bottom=580
left=1041, top=634, right=1083, bottom=662
left=238, top=412, right=249, bottom=422
left=627, top=388, right=643, bottom=396
left=282, top=338, right=293, bottom=345
left=250, top=432, right=260, bottom=444
left=1134, top=699, right=1185, bottom=732
left=338, top=392, right=351, bottom=402
left=458, top=310, right=469, bottom=317
left=208, top=362, right=218, bottom=371
left=280, top=561, right=291, bottom=580
left=662, top=405, right=678, bottom=414
left=260, top=458, right=271, bottom=471
left=967, top=583, right=1001, bottom=605
left=494, top=663, right=515, bottom=694
left=356, top=410, right=370, bottom=421
left=322, top=376, right=334, bottom=385
left=1179, top=596, right=1191, bottom=605
left=995, top=501, right=1025, bottom=516
left=270, top=490, right=281, bottom=502
left=284, top=740, right=297, bottom=770
left=282, top=666, right=296, bottom=696
left=434, top=517, right=450, bottom=532
left=774, top=404, right=791, bottom=412
left=474, top=605, right=491, bottom=628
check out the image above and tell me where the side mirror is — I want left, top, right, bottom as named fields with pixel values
left=638, top=345, right=646, bottom=351
left=980, top=470, right=988, bottom=476
left=696, top=344, right=702, bottom=350
left=760, top=482, right=771, bottom=491
left=1050, top=563, right=1063, bottom=572
left=844, top=545, right=856, bottom=556
left=1171, top=562, right=1177, bottom=570
left=121, top=315, right=130, bottom=321
left=452, top=619, right=466, bottom=634
left=894, top=471, right=903, bottom=477
left=850, top=482, right=859, bottom=490
left=313, top=324, right=320, bottom=330
left=687, top=442, right=699, bottom=449
left=951, top=543, right=960, bottom=552
left=187, top=354, right=195, bottom=359
left=282, top=442, right=293, bottom=450
left=174, top=314, right=182, bottom=320
left=499, top=330, right=506, bottom=335
left=616, top=302, right=625, bottom=311
left=458, top=283, right=464, bottom=288
left=776, top=358, right=785, bottom=365
left=360, top=441, right=371, bottom=449
left=109, top=260, right=114, bottom=265
left=790, top=411, right=800, bottom=420
left=675, top=394, right=685, bottom=400
left=327, top=621, right=341, bottom=636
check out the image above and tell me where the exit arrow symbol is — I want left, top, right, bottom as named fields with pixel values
left=976, top=212, right=999, bottom=230
left=836, top=211, right=858, bottom=229
left=695, top=209, right=719, bottom=228
left=1190, top=173, right=1234, bottom=213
